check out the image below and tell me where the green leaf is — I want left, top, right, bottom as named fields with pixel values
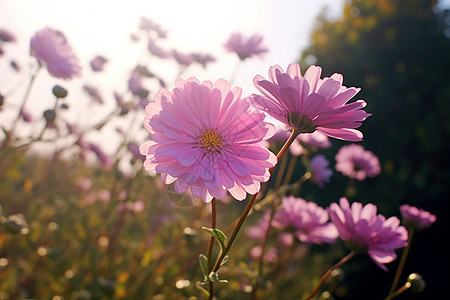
left=199, top=254, right=209, bottom=280
left=220, top=255, right=229, bottom=267
left=208, top=271, right=228, bottom=283
left=202, top=226, right=227, bottom=252
left=195, top=281, right=210, bottom=297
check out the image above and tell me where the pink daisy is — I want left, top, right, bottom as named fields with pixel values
left=30, top=27, right=81, bottom=79
left=328, top=197, right=408, bottom=271
left=224, top=32, right=268, bottom=60
left=272, top=196, right=338, bottom=244
left=400, top=204, right=437, bottom=230
left=310, top=155, right=333, bottom=188
left=140, top=77, right=277, bottom=203
left=250, top=63, right=371, bottom=141
left=335, top=144, right=381, bottom=180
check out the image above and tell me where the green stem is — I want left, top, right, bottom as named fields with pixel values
left=251, top=193, right=278, bottom=300
left=388, top=228, right=415, bottom=295
left=211, top=131, right=299, bottom=273
left=304, top=251, right=356, bottom=300
left=3, top=67, right=40, bottom=147
left=207, top=198, right=217, bottom=300
left=385, top=282, right=411, bottom=300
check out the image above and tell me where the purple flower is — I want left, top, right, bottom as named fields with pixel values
left=250, top=64, right=371, bottom=141
left=83, top=85, right=104, bottom=104
left=335, top=144, right=381, bottom=180
left=272, top=196, right=338, bottom=244
left=0, top=28, right=16, bottom=42
left=192, top=53, right=216, bottom=68
left=89, top=55, right=108, bottom=72
left=328, top=197, right=408, bottom=271
left=147, top=38, right=170, bottom=59
left=400, top=204, right=437, bottom=230
left=310, top=155, right=333, bottom=188
left=88, top=142, right=114, bottom=170
left=128, top=71, right=149, bottom=98
left=139, top=17, right=167, bottom=38
left=140, top=77, right=277, bottom=203
left=128, top=142, right=146, bottom=161
left=224, top=32, right=268, bottom=60
left=30, top=27, right=81, bottom=79
left=172, top=49, right=194, bottom=66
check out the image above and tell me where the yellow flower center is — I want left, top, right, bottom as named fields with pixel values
left=200, top=130, right=223, bottom=151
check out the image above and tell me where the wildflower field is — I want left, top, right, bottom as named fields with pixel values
left=1, top=1, right=449, bottom=299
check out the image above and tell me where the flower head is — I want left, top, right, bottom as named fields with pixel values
left=251, top=63, right=371, bottom=141
left=335, top=144, right=381, bottom=180
left=298, top=131, right=331, bottom=149
left=0, top=28, right=16, bottom=42
left=310, top=155, right=333, bottom=188
left=328, top=197, right=408, bottom=271
left=400, top=204, right=436, bottom=230
left=30, top=27, right=81, bottom=79
left=172, top=49, right=194, bottom=66
left=140, top=77, right=277, bottom=203
left=89, top=55, right=108, bottom=72
left=224, top=32, right=268, bottom=60
left=272, top=196, right=338, bottom=244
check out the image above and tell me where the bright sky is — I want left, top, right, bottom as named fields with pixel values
left=1, top=0, right=345, bottom=94
left=0, top=0, right=345, bottom=158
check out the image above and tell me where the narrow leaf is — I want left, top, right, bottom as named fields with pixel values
left=199, top=254, right=209, bottom=279
left=208, top=271, right=228, bottom=283
left=202, top=226, right=227, bottom=252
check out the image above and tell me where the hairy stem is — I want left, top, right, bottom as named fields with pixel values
left=207, top=198, right=217, bottom=300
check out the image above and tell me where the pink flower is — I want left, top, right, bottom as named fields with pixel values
left=400, top=204, right=436, bottom=230
left=224, top=32, right=268, bottom=60
left=246, top=211, right=271, bottom=240
left=328, top=197, right=408, bottom=271
left=89, top=55, right=108, bottom=72
left=335, top=144, right=381, bottom=180
left=298, top=131, right=331, bottom=149
left=30, top=27, right=81, bottom=79
left=310, top=155, right=333, bottom=188
left=272, top=196, right=338, bottom=244
left=250, top=63, right=371, bottom=141
left=140, top=77, right=277, bottom=203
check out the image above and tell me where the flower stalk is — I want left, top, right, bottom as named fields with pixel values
left=304, top=251, right=356, bottom=300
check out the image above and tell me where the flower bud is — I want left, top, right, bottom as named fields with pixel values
left=52, top=85, right=68, bottom=98
left=407, top=273, right=425, bottom=293
left=43, top=109, right=56, bottom=123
